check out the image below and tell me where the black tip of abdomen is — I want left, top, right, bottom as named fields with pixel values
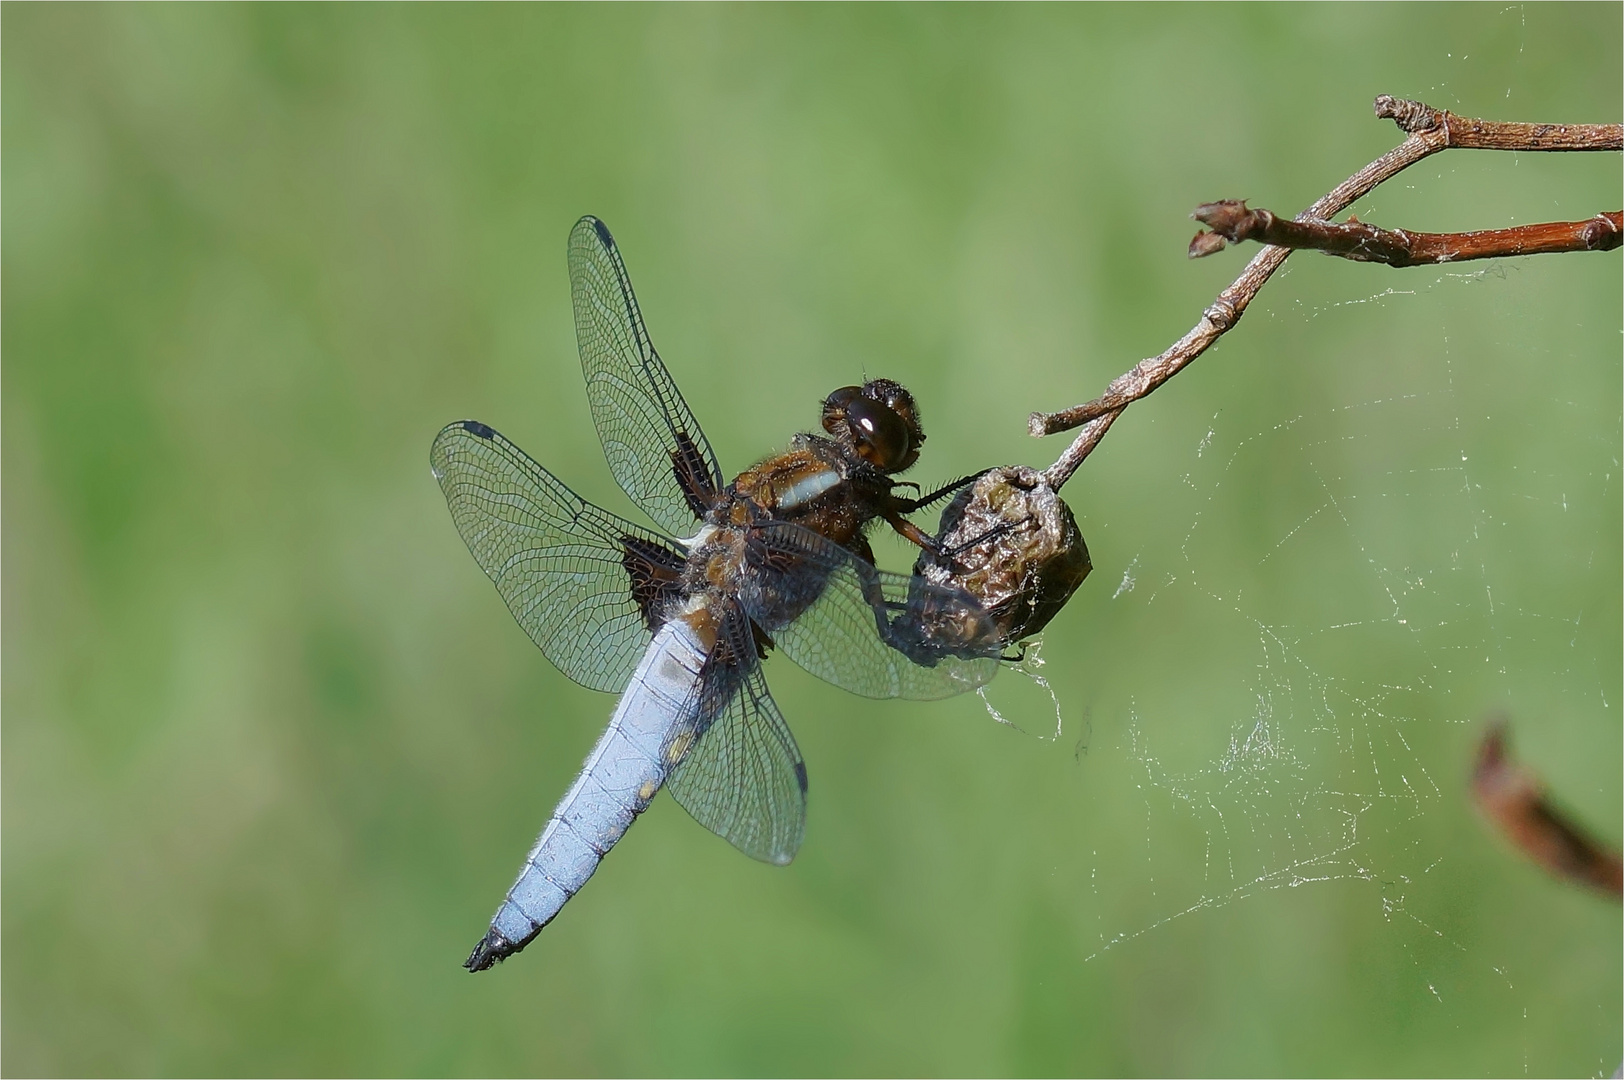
left=464, top=928, right=517, bottom=972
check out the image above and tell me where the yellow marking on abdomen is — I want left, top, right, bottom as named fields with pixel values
left=666, top=729, right=695, bottom=764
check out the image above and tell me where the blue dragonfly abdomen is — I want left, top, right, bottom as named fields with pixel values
left=466, top=617, right=710, bottom=970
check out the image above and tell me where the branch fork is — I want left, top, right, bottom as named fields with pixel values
left=1033, top=96, right=1623, bottom=489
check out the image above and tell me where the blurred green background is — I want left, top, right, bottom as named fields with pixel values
left=5, top=4, right=1619, bottom=1076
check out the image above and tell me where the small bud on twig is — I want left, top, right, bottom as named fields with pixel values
left=1187, top=231, right=1227, bottom=258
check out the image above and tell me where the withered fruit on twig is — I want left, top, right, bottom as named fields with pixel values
left=899, top=465, right=1091, bottom=658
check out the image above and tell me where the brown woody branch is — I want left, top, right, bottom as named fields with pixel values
left=1035, top=96, right=1623, bottom=489
left=1189, top=202, right=1622, bottom=267
left=1375, top=96, right=1621, bottom=150
left=1471, top=719, right=1623, bottom=901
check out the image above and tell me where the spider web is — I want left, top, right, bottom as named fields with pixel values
left=1040, top=246, right=1619, bottom=1066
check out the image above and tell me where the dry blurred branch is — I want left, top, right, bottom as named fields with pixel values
left=1471, top=719, right=1623, bottom=901
left=1189, top=203, right=1622, bottom=267
left=1034, top=96, right=1624, bottom=490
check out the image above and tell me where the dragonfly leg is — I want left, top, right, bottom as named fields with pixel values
left=891, top=471, right=988, bottom=514
left=943, top=519, right=1020, bottom=560
left=881, top=510, right=941, bottom=553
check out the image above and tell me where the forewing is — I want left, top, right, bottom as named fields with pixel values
left=569, top=216, right=725, bottom=536
left=666, top=610, right=807, bottom=865
left=431, top=420, right=686, bottom=693
left=741, top=522, right=1002, bottom=701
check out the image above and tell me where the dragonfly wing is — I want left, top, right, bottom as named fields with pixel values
left=569, top=216, right=725, bottom=537
left=431, top=419, right=687, bottom=694
left=740, top=521, right=1003, bottom=701
left=665, top=605, right=807, bottom=865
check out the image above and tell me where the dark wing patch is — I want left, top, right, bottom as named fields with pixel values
left=672, top=430, right=719, bottom=520
left=620, top=534, right=687, bottom=632
left=570, top=216, right=725, bottom=536
left=430, top=420, right=678, bottom=693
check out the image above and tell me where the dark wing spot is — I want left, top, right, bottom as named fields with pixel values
left=460, top=420, right=496, bottom=440
left=671, top=431, right=718, bottom=519
left=621, top=535, right=687, bottom=631
left=591, top=217, right=615, bottom=248
left=707, top=603, right=766, bottom=671
left=794, top=760, right=808, bottom=793
left=749, top=619, right=775, bottom=661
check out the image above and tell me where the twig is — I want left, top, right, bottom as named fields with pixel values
left=1471, top=719, right=1623, bottom=901
left=1373, top=96, right=1621, bottom=150
left=1189, top=202, right=1622, bottom=267
left=1035, top=96, right=1624, bottom=489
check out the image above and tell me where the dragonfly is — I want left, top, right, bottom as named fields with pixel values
left=431, top=216, right=1002, bottom=971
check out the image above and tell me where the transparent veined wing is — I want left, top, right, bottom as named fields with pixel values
left=569, top=216, right=725, bottom=537
left=665, top=604, right=807, bottom=865
left=430, top=419, right=687, bottom=694
left=739, top=521, right=1003, bottom=701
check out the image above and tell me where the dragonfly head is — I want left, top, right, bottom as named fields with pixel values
left=821, top=378, right=924, bottom=474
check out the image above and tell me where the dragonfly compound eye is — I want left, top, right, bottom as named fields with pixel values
left=822, top=381, right=922, bottom=473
